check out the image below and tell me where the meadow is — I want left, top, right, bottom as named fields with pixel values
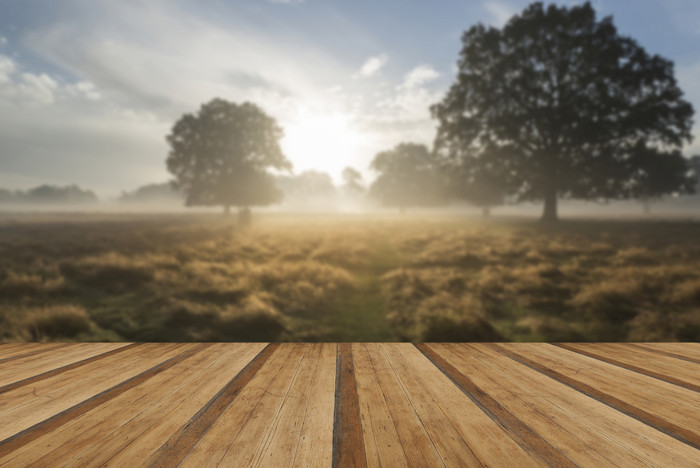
left=0, top=212, right=699, bottom=343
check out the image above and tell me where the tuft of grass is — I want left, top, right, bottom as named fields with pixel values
left=59, top=252, right=159, bottom=290
left=0, top=271, right=67, bottom=298
left=1, top=305, right=95, bottom=341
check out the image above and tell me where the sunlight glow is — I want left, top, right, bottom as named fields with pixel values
left=282, top=111, right=365, bottom=179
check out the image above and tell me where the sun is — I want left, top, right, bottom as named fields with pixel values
left=281, top=112, right=365, bottom=179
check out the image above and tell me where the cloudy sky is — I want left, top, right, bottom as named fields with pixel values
left=1, top=0, right=700, bottom=197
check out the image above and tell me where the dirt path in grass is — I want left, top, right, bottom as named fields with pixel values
left=322, top=240, right=402, bottom=341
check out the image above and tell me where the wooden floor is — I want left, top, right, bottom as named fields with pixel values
left=0, top=343, right=698, bottom=467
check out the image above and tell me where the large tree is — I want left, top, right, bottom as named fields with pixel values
left=432, top=2, right=695, bottom=221
left=166, top=98, right=291, bottom=219
left=369, top=143, right=446, bottom=212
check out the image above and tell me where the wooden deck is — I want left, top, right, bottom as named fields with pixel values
left=0, top=343, right=698, bottom=467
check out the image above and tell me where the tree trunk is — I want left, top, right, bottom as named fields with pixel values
left=541, top=187, right=558, bottom=222
left=482, top=205, right=491, bottom=218
left=238, top=207, right=252, bottom=227
left=223, top=205, right=231, bottom=215
left=642, top=199, right=651, bottom=215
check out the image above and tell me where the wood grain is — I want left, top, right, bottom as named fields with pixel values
left=147, top=343, right=277, bottom=467
left=491, top=343, right=700, bottom=449
left=556, top=342, right=700, bottom=391
left=0, top=342, right=698, bottom=467
left=332, top=343, right=366, bottom=468
left=417, top=343, right=575, bottom=467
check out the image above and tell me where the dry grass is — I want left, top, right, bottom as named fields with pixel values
left=0, top=213, right=699, bottom=342
left=0, top=305, right=96, bottom=341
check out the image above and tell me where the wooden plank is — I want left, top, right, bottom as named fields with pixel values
left=0, top=343, right=239, bottom=466
left=0, top=343, right=129, bottom=386
left=0, top=343, right=179, bottom=420
left=435, top=344, right=700, bottom=467
left=630, top=343, right=700, bottom=364
left=146, top=343, right=277, bottom=467
left=359, top=344, right=445, bottom=467
left=353, top=343, right=407, bottom=468
left=256, top=343, right=332, bottom=467
left=377, top=343, right=475, bottom=467
left=382, top=343, right=538, bottom=467
left=0, top=343, right=191, bottom=442
left=48, top=343, right=265, bottom=467
left=0, top=344, right=203, bottom=458
left=103, top=343, right=266, bottom=466
left=213, top=344, right=309, bottom=467
left=490, top=343, right=700, bottom=450
left=175, top=343, right=301, bottom=466
left=0, top=343, right=70, bottom=364
left=332, top=343, right=366, bottom=468
left=0, top=344, right=47, bottom=359
left=418, top=344, right=576, bottom=467
left=556, top=343, right=700, bottom=391
left=292, top=343, right=336, bottom=468
left=0, top=343, right=136, bottom=393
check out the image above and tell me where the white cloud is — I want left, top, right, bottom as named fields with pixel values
left=0, top=55, right=57, bottom=104
left=400, top=65, right=440, bottom=89
left=24, top=1, right=350, bottom=121
left=355, top=54, right=388, bottom=78
left=484, top=1, right=516, bottom=27
left=0, top=54, right=102, bottom=105
left=0, top=55, right=16, bottom=85
left=65, top=81, right=102, bottom=101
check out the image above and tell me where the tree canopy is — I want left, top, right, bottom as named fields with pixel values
left=432, top=1, right=695, bottom=221
left=369, top=143, right=446, bottom=211
left=166, top=98, right=291, bottom=214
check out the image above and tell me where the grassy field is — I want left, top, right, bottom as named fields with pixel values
left=1, top=212, right=699, bottom=342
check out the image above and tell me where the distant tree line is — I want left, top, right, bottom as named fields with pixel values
left=0, top=185, right=98, bottom=204
left=119, top=182, right=182, bottom=204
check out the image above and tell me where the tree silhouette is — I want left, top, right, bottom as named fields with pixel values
left=341, top=166, right=365, bottom=196
left=166, top=99, right=291, bottom=221
left=369, top=143, right=446, bottom=212
left=432, top=2, right=694, bottom=221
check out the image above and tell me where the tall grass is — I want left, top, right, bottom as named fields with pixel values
left=0, top=213, right=698, bottom=342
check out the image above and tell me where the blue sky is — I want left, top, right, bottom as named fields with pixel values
left=1, top=0, right=700, bottom=196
